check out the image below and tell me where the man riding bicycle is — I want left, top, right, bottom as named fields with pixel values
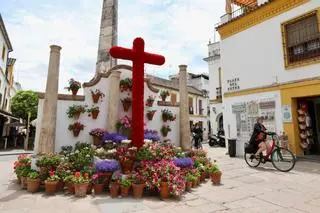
left=192, top=123, right=203, bottom=149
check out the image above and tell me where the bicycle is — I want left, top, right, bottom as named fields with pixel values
left=244, top=132, right=296, bottom=172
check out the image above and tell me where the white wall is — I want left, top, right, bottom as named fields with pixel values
left=222, top=90, right=283, bottom=156
left=220, top=1, right=320, bottom=94
left=0, top=31, right=9, bottom=72
left=209, top=103, right=223, bottom=135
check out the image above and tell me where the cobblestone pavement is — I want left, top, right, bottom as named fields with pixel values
left=0, top=146, right=320, bottom=213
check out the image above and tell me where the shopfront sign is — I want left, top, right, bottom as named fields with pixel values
left=227, top=78, right=240, bottom=91
left=282, top=105, right=292, bottom=122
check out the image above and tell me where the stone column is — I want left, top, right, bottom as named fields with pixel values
left=179, top=65, right=191, bottom=151
left=96, top=0, right=118, bottom=73
left=106, top=70, right=121, bottom=132
left=37, top=45, right=61, bottom=154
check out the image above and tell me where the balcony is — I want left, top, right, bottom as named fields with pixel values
left=216, top=87, right=222, bottom=99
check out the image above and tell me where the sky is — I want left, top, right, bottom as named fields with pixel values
left=1, top=0, right=225, bottom=93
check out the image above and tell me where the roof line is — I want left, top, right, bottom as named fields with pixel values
left=0, top=14, right=13, bottom=51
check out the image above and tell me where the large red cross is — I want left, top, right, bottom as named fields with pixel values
left=109, top=37, right=165, bottom=148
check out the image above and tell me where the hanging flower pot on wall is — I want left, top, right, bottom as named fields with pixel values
left=161, top=124, right=171, bottom=137
left=68, top=122, right=85, bottom=137
left=159, top=90, right=169, bottom=102
left=91, top=89, right=105, bottom=103
left=146, top=95, right=155, bottom=107
left=161, top=109, right=175, bottom=122
left=87, top=106, right=100, bottom=120
left=65, top=78, right=81, bottom=96
left=121, top=97, right=132, bottom=112
left=66, top=105, right=86, bottom=120
left=146, top=110, right=156, bottom=121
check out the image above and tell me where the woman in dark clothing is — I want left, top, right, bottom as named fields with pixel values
left=249, top=117, right=270, bottom=157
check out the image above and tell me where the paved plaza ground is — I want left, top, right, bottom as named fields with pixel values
left=0, top=145, right=320, bottom=213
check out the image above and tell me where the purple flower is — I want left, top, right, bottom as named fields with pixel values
left=173, top=157, right=193, bottom=168
left=95, top=160, right=120, bottom=172
left=102, top=133, right=128, bottom=143
left=144, top=129, right=160, bottom=141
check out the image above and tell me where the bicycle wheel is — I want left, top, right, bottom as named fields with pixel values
left=244, top=152, right=261, bottom=167
left=271, top=147, right=296, bottom=172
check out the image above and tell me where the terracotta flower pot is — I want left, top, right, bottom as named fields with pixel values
left=101, top=172, right=113, bottom=189
left=27, top=178, right=40, bottom=193
left=123, top=129, right=132, bottom=139
left=91, top=111, right=99, bottom=119
left=17, top=175, right=21, bottom=184
left=20, top=176, right=27, bottom=189
left=45, top=181, right=58, bottom=195
left=94, top=184, right=104, bottom=194
left=67, top=182, right=75, bottom=194
left=160, top=182, right=170, bottom=200
left=197, top=177, right=201, bottom=185
left=200, top=172, right=206, bottom=182
left=192, top=180, right=197, bottom=188
left=132, top=183, right=145, bottom=199
left=73, top=129, right=80, bottom=137
left=87, top=183, right=92, bottom=195
left=185, top=181, right=192, bottom=192
left=93, top=136, right=101, bottom=146
left=122, top=102, right=131, bottom=112
left=120, top=160, right=133, bottom=174
left=110, top=183, right=120, bottom=198
left=147, top=112, right=155, bottom=121
left=71, top=88, right=79, bottom=96
left=73, top=183, right=89, bottom=197
left=162, top=115, right=169, bottom=122
left=73, top=112, right=81, bottom=120
left=120, top=186, right=130, bottom=197
left=162, top=131, right=168, bottom=137
left=56, top=180, right=65, bottom=192
left=147, top=100, right=154, bottom=107
left=92, top=93, right=100, bottom=103
left=161, top=96, right=166, bottom=102
left=206, top=171, right=210, bottom=179
left=211, top=172, right=222, bottom=185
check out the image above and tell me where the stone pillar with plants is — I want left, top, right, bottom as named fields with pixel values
left=68, top=122, right=85, bottom=137
left=65, top=78, right=81, bottom=96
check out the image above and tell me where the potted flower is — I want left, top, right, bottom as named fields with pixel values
left=146, top=110, right=156, bottom=121
left=144, top=129, right=160, bottom=142
left=110, top=172, right=122, bottom=198
left=190, top=169, right=200, bottom=187
left=120, top=177, right=131, bottom=197
left=91, top=89, right=105, bottom=103
left=65, top=78, right=81, bottom=95
left=92, top=173, right=105, bottom=194
left=66, top=104, right=86, bottom=119
left=13, top=154, right=31, bottom=185
left=210, top=162, right=222, bottom=185
left=116, top=146, right=137, bottom=174
left=185, top=173, right=196, bottom=191
left=160, top=90, right=169, bottom=101
left=45, top=171, right=60, bottom=195
left=198, top=164, right=207, bottom=182
left=89, top=128, right=105, bottom=146
left=68, top=122, right=85, bottom=137
left=161, top=109, right=176, bottom=122
left=119, top=78, right=132, bottom=92
left=116, top=116, right=132, bottom=138
left=72, top=172, right=90, bottom=197
left=27, top=171, right=41, bottom=193
left=173, top=157, right=193, bottom=169
left=160, top=124, right=171, bottom=137
left=64, top=175, right=75, bottom=194
left=87, top=106, right=100, bottom=119
left=130, top=171, right=146, bottom=199
left=55, top=161, right=73, bottom=192
left=146, top=95, right=155, bottom=107
left=19, top=167, right=31, bottom=189
left=121, top=97, right=132, bottom=112
left=94, top=160, right=120, bottom=188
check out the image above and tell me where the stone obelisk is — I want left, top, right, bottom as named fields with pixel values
left=96, top=0, right=118, bottom=73
left=37, top=45, right=61, bottom=154
left=179, top=65, right=191, bottom=151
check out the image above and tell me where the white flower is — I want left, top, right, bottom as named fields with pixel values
left=144, top=139, right=152, bottom=143
left=121, top=140, right=132, bottom=144
left=95, top=148, right=105, bottom=154
left=107, top=149, right=116, bottom=154
left=75, top=150, right=80, bottom=154
left=105, top=140, right=113, bottom=143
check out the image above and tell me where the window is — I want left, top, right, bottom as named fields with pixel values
left=171, top=93, right=177, bottom=104
left=282, top=11, right=320, bottom=68
left=199, top=100, right=203, bottom=115
left=189, top=97, right=193, bottom=114
left=4, top=99, right=7, bottom=110
left=1, top=45, right=5, bottom=60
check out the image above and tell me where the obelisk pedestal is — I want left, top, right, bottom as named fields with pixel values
left=106, top=70, right=121, bottom=132
left=37, top=45, right=61, bottom=154
left=179, top=65, right=191, bottom=151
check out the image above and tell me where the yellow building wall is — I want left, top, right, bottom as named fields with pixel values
left=280, top=79, right=320, bottom=156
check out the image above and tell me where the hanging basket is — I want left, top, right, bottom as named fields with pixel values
left=73, top=129, right=81, bottom=137
left=122, top=102, right=131, bottom=112
left=211, top=172, right=222, bottom=185
left=147, top=111, right=156, bottom=121
left=92, top=136, right=101, bottom=146
left=73, top=112, right=81, bottom=120
left=161, top=95, right=167, bottom=102
left=146, top=100, right=154, bottom=107
left=92, top=93, right=100, bottom=103
left=161, top=131, right=168, bottom=137
left=159, top=182, right=170, bottom=200
left=71, top=88, right=79, bottom=96
left=162, top=115, right=169, bottom=122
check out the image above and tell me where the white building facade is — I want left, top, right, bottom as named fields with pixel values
left=216, top=0, right=320, bottom=156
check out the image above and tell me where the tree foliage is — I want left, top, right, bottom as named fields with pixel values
left=11, top=90, right=39, bottom=121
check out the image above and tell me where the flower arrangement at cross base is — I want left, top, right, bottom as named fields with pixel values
left=116, top=146, right=137, bottom=174
left=103, top=132, right=128, bottom=144
left=116, top=116, right=132, bottom=138
left=68, top=122, right=85, bottom=137
left=91, top=89, right=105, bottom=103
left=87, top=106, right=100, bottom=119
left=144, top=129, right=160, bottom=142
left=65, top=78, right=81, bottom=95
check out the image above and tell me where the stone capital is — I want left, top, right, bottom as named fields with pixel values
left=179, top=65, right=187, bottom=72
left=109, top=70, right=121, bottom=78
left=50, top=45, right=62, bottom=53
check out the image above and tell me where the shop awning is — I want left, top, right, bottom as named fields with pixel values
left=231, top=0, right=257, bottom=8
left=0, top=109, right=20, bottom=121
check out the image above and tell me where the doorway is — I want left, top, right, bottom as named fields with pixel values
left=297, top=97, right=320, bottom=155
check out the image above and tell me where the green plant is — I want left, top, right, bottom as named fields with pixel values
left=197, top=163, right=207, bottom=172
left=19, top=167, right=31, bottom=177
left=68, top=122, right=85, bottom=131
left=185, top=173, right=197, bottom=182
left=160, top=90, right=169, bottom=99
left=46, top=171, right=60, bottom=182
left=87, top=106, right=100, bottom=113
left=160, top=124, right=171, bottom=134
left=121, top=178, right=131, bottom=187
left=119, top=78, right=132, bottom=92
left=60, top=146, right=73, bottom=156
left=161, top=109, right=176, bottom=121
left=28, top=171, right=40, bottom=179
left=66, top=105, right=86, bottom=118
left=75, top=142, right=91, bottom=151
left=67, top=146, right=94, bottom=171
left=71, top=172, right=89, bottom=184
left=11, top=90, right=39, bottom=121
left=209, top=163, right=220, bottom=173
left=63, top=174, right=74, bottom=183
left=36, top=153, right=62, bottom=168
left=121, top=97, right=132, bottom=104
left=65, top=78, right=81, bottom=91
left=56, top=161, right=73, bottom=179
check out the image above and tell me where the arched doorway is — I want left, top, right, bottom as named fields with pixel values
left=216, top=113, right=224, bottom=131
